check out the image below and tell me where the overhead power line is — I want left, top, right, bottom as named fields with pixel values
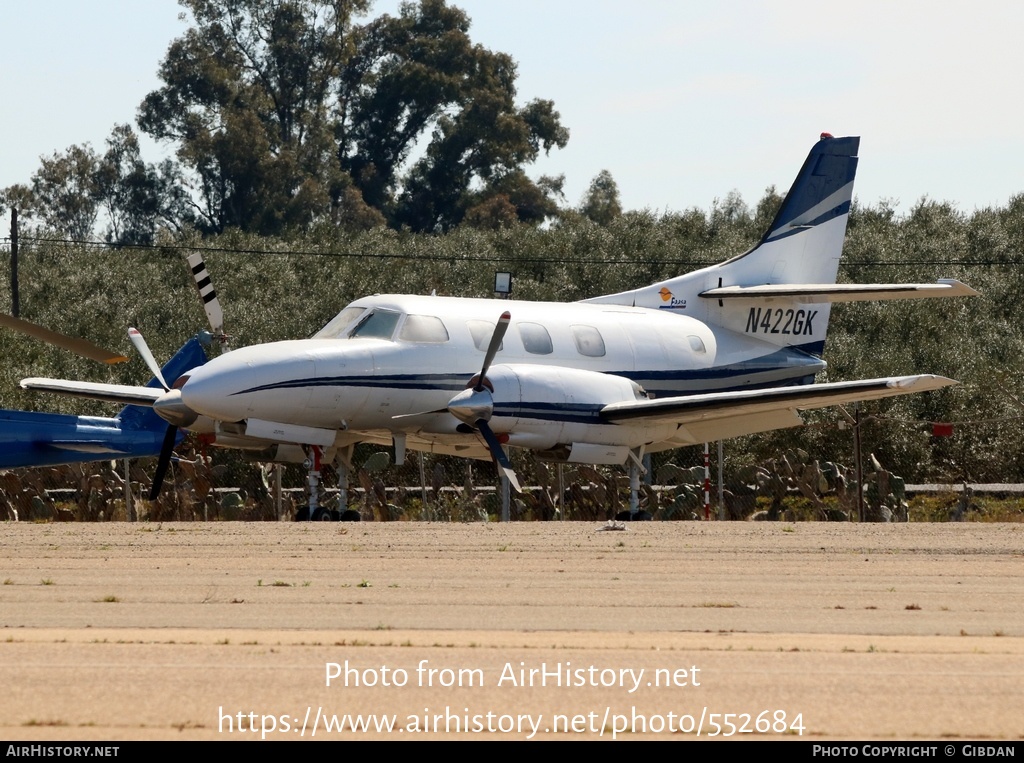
left=2, top=233, right=1022, bottom=268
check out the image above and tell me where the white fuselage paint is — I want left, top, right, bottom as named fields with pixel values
left=178, top=293, right=825, bottom=460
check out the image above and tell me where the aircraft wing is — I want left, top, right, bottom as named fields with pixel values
left=600, top=375, right=954, bottom=443
left=19, top=379, right=162, bottom=407
left=700, top=279, right=978, bottom=303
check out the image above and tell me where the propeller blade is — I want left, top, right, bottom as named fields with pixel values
left=186, top=253, right=227, bottom=343
left=399, top=312, right=510, bottom=422
left=149, top=424, right=178, bottom=500
left=478, top=420, right=521, bottom=493
left=476, top=311, right=510, bottom=391
left=0, top=313, right=127, bottom=364
left=128, top=327, right=169, bottom=390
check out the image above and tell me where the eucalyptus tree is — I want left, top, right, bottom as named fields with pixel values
left=138, top=0, right=568, bottom=234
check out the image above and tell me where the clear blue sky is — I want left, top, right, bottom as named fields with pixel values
left=3, top=0, right=1023, bottom=217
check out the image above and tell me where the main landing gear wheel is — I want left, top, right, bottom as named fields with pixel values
left=614, top=510, right=653, bottom=521
left=296, top=507, right=360, bottom=522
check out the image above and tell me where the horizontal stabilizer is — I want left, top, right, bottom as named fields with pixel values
left=700, top=279, right=978, bottom=303
left=601, top=375, right=955, bottom=429
left=20, top=378, right=162, bottom=407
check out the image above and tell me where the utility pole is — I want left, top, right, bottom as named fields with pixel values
left=10, top=209, right=19, bottom=317
left=854, top=405, right=864, bottom=522
left=717, top=440, right=725, bottom=520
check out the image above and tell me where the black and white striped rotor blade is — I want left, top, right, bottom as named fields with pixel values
left=186, top=252, right=225, bottom=338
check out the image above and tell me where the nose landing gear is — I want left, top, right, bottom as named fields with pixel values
left=294, top=445, right=360, bottom=522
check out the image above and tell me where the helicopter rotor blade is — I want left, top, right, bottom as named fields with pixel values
left=0, top=314, right=127, bottom=364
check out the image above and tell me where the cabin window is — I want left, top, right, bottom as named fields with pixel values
left=349, top=309, right=401, bottom=340
left=688, top=335, right=707, bottom=354
left=313, top=306, right=366, bottom=338
left=518, top=322, right=553, bottom=355
left=467, top=320, right=504, bottom=352
left=571, top=325, right=606, bottom=357
left=398, top=314, right=449, bottom=343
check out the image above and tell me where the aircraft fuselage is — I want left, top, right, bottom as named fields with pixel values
left=177, top=294, right=825, bottom=459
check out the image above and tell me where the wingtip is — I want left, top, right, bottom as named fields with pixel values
left=936, top=278, right=981, bottom=297
left=889, top=374, right=958, bottom=391
left=926, top=374, right=959, bottom=388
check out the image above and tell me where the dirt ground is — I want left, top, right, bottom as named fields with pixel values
left=1, top=520, right=1022, bottom=741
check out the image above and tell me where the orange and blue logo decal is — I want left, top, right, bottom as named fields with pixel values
left=658, top=287, right=686, bottom=309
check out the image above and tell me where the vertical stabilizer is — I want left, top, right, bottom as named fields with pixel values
left=585, top=134, right=860, bottom=356
left=756, top=134, right=859, bottom=253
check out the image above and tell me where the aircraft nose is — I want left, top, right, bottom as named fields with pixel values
left=177, top=342, right=323, bottom=422
left=177, top=355, right=256, bottom=421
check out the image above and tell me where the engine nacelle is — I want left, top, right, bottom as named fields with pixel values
left=485, top=364, right=675, bottom=453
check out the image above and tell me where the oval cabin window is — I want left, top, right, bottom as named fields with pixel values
left=518, top=322, right=553, bottom=355
left=571, top=325, right=606, bottom=357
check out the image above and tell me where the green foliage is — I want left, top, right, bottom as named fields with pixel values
left=95, top=125, right=193, bottom=244
left=134, top=0, right=568, bottom=235
left=908, top=493, right=1024, bottom=522
left=138, top=0, right=366, bottom=235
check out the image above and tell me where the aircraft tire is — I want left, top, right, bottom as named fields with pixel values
left=340, top=509, right=362, bottom=522
left=294, top=507, right=311, bottom=522
left=311, top=507, right=333, bottom=521
left=614, top=510, right=653, bottom=521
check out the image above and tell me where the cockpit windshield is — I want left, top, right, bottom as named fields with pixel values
left=348, top=308, right=402, bottom=340
left=313, top=306, right=449, bottom=344
left=313, top=306, right=367, bottom=339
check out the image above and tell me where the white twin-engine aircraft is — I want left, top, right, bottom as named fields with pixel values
left=23, top=134, right=976, bottom=505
